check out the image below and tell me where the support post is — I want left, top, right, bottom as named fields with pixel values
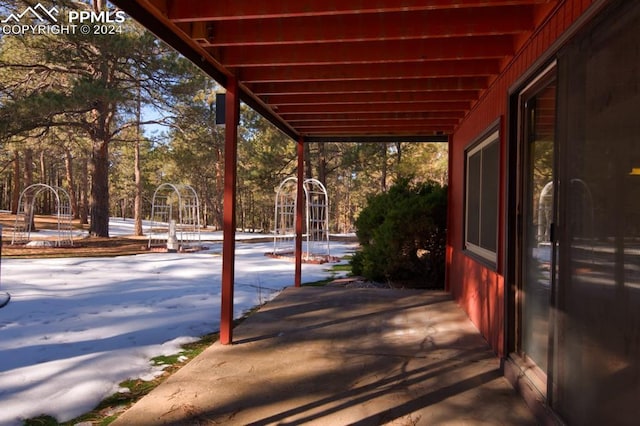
left=294, top=137, right=304, bottom=287
left=220, top=76, right=239, bottom=345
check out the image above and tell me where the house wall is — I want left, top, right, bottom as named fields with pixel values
left=446, top=0, right=595, bottom=356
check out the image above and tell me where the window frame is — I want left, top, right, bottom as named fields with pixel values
left=464, top=123, right=501, bottom=266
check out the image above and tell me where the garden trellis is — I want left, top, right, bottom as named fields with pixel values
left=11, top=184, right=74, bottom=247
left=148, top=183, right=201, bottom=251
left=272, top=177, right=330, bottom=262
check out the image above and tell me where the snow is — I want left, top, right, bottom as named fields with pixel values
left=8, top=217, right=272, bottom=242
left=0, top=219, right=358, bottom=425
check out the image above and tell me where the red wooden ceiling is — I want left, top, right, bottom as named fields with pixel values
left=115, top=0, right=559, bottom=142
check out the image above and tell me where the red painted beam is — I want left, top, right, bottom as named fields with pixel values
left=282, top=111, right=467, bottom=122
left=300, top=131, right=454, bottom=137
left=239, top=60, right=501, bottom=83
left=220, top=36, right=515, bottom=66
left=273, top=101, right=470, bottom=115
left=202, top=7, right=534, bottom=47
left=220, top=77, right=239, bottom=346
left=296, top=124, right=456, bottom=132
left=250, top=77, right=488, bottom=95
left=166, top=0, right=552, bottom=22
left=264, top=91, right=479, bottom=106
left=293, top=118, right=461, bottom=128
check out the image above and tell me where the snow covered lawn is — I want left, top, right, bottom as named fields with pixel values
left=0, top=235, right=357, bottom=425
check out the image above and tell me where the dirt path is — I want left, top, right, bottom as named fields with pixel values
left=2, top=236, right=150, bottom=258
left=1, top=213, right=149, bottom=258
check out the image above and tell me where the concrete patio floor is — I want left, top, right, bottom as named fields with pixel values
left=113, top=287, right=537, bottom=425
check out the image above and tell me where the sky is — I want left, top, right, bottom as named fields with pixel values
left=0, top=219, right=358, bottom=425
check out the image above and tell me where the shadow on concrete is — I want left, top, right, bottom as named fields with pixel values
left=113, top=288, right=536, bottom=425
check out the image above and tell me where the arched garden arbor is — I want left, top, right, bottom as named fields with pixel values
left=11, top=183, right=74, bottom=247
left=272, top=177, right=329, bottom=262
left=148, top=183, right=201, bottom=251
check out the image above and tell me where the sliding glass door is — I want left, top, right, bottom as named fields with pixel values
left=517, top=66, right=557, bottom=384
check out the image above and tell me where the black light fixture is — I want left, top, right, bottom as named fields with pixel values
left=215, top=91, right=226, bottom=125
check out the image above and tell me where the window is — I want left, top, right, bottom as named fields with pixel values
left=465, top=127, right=499, bottom=264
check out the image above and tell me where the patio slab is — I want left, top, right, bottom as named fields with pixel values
left=112, top=287, right=536, bottom=425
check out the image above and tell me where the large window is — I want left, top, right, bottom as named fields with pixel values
left=464, top=127, right=499, bottom=264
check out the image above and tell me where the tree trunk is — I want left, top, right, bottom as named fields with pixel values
left=24, top=148, right=36, bottom=230
left=317, top=141, right=327, bottom=187
left=343, top=171, right=352, bottom=233
left=214, top=145, right=224, bottom=229
left=133, top=82, right=143, bottom=236
left=202, top=201, right=208, bottom=228
left=395, top=142, right=403, bottom=179
left=133, top=138, right=142, bottom=235
left=238, top=186, right=245, bottom=231
left=2, top=177, right=8, bottom=210
left=89, top=139, right=110, bottom=237
left=92, top=0, right=104, bottom=12
left=11, top=151, right=20, bottom=214
left=24, top=149, right=34, bottom=189
left=65, top=149, right=79, bottom=219
left=380, top=143, right=388, bottom=192
left=88, top=71, right=115, bottom=237
left=304, top=142, right=313, bottom=179
left=39, top=150, right=51, bottom=214
left=80, top=156, right=89, bottom=225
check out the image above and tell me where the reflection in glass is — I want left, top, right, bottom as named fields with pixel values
left=554, top=3, right=640, bottom=423
left=522, top=82, right=556, bottom=375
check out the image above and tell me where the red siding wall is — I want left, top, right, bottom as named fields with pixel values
left=446, top=0, right=595, bottom=356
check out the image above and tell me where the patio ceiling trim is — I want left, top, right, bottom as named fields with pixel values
left=114, top=0, right=561, bottom=142
left=164, top=0, right=552, bottom=21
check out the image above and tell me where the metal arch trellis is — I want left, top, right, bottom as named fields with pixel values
left=304, top=178, right=330, bottom=260
left=11, top=183, right=74, bottom=247
left=272, top=177, right=330, bottom=261
left=273, top=177, right=298, bottom=256
left=148, top=183, right=201, bottom=251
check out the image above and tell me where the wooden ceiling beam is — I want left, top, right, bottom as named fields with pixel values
left=250, top=77, right=488, bottom=95
left=282, top=111, right=467, bottom=121
left=293, top=117, right=461, bottom=127
left=198, top=7, right=534, bottom=47
left=299, top=124, right=455, bottom=133
left=166, top=0, right=550, bottom=22
left=266, top=90, right=479, bottom=106
left=220, top=36, right=514, bottom=67
left=238, top=60, right=500, bottom=83
left=305, top=135, right=450, bottom=143
left=273, top=102, right=470, bottom=114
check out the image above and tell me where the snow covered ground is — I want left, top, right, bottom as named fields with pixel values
left=0, top=220, right=358, bottom=425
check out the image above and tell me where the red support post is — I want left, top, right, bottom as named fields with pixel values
left=294, top=137, right=304, bottom=287
left=220, top=77, right=239, bottom=345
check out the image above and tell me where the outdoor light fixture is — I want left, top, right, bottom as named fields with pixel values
left=629, top=167, right=640, bottom=176
left=215, top=90, right=226, bottom=126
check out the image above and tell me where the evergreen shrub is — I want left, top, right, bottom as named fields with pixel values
left=351, top=179, right=447, bottom=288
